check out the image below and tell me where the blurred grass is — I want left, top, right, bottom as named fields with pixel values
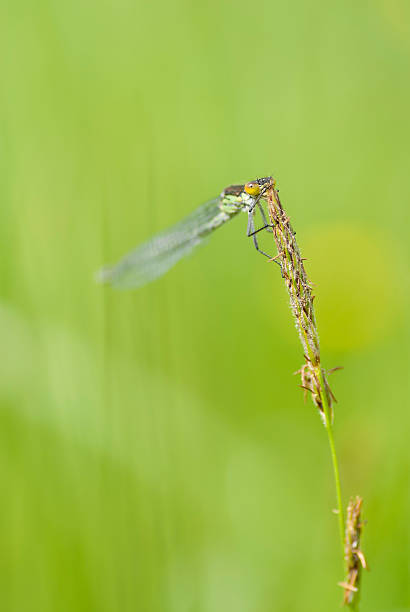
left=0, top=0, right=409, bottom=610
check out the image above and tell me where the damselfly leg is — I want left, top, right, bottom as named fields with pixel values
left=257, top=201, right=273, bottom=232
left=246, top=208, right=281, bottom=270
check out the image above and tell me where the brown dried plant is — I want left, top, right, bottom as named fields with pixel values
left=266, top=182, right=334, bottom=421
left=265, top=180, right=367, bottom=607
left=339, top=497, right=368, bottom=607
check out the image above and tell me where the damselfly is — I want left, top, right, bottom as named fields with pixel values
left=97, top=176, right=278, bottom=289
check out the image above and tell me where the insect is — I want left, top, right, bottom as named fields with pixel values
left=97, top=176, right=278, bottom=289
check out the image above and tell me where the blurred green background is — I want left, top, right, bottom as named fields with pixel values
left=1, top=0, right=409, bottom=610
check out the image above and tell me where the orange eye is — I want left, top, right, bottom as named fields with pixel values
left=244, top=182, right=260, bottom=197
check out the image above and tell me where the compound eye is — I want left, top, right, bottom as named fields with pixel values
left=244, top=181, right=261, bottom=197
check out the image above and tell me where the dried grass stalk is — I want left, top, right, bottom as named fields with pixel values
left=339, top=496, right=368, bottom=607
left=265, top=180, right=367, bottom=607
left=266, top=181, right=334, bottom=423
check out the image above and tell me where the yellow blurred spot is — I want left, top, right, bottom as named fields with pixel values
left=300, top=224, right=404, bottom=352
left=377, top=0, right=410, bottom=50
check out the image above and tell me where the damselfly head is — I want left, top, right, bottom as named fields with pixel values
left=245, top=176, right=274, bottom=198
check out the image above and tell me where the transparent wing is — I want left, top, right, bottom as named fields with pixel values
left=97, top=198, right=232, bottom=289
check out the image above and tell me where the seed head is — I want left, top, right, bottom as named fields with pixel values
left=267, top=184, right=334, bottom=423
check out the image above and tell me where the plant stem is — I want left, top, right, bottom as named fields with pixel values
left=266, top=179, right=366, bottom=606
left=318, top=366, right=345, bottom=563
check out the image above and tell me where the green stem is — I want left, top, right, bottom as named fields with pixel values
left=318, top=367, right=345, bottom=563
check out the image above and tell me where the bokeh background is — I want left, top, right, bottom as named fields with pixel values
left=1, top=0, right=409, bottom=610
